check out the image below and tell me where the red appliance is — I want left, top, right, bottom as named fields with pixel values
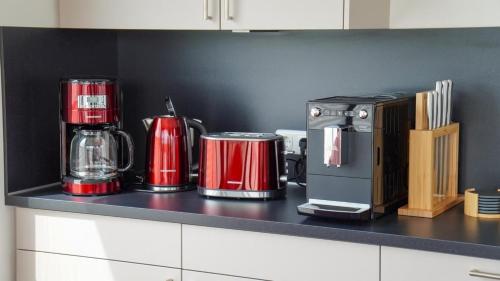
left=140, top=98, right=207, bottom=192
left=60, top=78, right=134, bottom=195
left=61, top=79, right=119, bottom=124
left=198, top=132, right=287, bottom=199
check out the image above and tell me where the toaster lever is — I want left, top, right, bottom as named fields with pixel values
left=324, top=125, right=349, bottom=167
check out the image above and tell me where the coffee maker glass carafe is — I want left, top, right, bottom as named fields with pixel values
left=69, top=129, right=134, bottom=180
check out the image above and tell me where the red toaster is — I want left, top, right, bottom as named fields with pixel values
left=198, top=132, right=287, bottom=199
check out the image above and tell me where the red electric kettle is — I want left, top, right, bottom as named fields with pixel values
left=141, top=97, right=207, bottom=192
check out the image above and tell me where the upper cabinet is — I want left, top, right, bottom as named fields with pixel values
left=59, top=0, right=390, bottom=30
left=0, top=0, right=59, bottom=27
left=390, top=0, right=500, bottom=28
left=59, top=0, right=220, bottom=30
left=220, top=0, right=345, bottom=30
left=8, top=0, right=500, bottom=30
left=219, top=0, right=389, bottom=30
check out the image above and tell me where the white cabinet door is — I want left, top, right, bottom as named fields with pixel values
left=16, top=208, right=181, bottom=268
left=59, top=0, right=220, bottom=30
left=390, top=0, right=500, bottom=28
left=220, top=0, right=344, bottom=30
left=0, top=0, right=58, bottom=27
left=183, top=270, right=261, bottom=281
left=183, top=225, right=379, bottom=281
left=17, top=250, right=181, bottom=281
left=381, top=246, right=500, bottom=281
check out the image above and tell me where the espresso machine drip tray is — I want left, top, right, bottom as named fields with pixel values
left=297, top=199, right=371, bottom=220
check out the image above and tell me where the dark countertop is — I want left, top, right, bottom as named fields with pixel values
left=6, top=184, right=500, bottom=260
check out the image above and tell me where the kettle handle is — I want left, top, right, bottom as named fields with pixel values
left=186, top=118, right=208, bottom=136
left=114, top=130, right=135, bottom=172
left=186, top=119, right=207, bottom=173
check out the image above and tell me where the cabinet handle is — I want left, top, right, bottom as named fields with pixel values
left=203, top=0, right=212, bottom=20
left=225, top=0, right=234, bottom=20
left=470, top=269, right=500, bottom=280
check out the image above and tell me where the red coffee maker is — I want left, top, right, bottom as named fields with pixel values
left=140, top=97, right=206, bottom=192
left=60, top=78, right=134, bottom=195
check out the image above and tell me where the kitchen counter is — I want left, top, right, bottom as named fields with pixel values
left=6, top=184, right=500, bottom=260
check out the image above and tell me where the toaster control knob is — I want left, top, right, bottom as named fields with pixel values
left=358, top=110, right=368, bottom=119
left=310, top=107, right=322, bottom=117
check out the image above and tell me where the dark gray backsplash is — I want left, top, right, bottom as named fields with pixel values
left=1, top=27, right=117, bottom=193
left=2, top=27, right=500, bottom=193
left=117, top=28, right=500, bottom=191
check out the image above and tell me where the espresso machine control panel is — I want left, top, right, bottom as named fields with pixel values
left=307, top=103, right=374, bottom=132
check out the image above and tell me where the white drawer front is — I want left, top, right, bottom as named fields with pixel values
left=381, top=246, right=500, bottom=281
left=16, top=208, right=181, bottom=267
left=17, top=250, right=181, bottom=281
left=183, top=270, right=261, bottom=281
left=183, top=225, right=379, bottom=281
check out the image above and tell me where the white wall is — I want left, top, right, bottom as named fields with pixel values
left=1, top=2, right=59, bottom=280
left=0, top=0, right=59, bottom=27
left=390, top=0, right=500, bottom=28
left=0, top=64, right=15, bottom=281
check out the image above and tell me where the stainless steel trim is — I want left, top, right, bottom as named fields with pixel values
left=198, top=187, right=286, bottom=199
left=64, top=176, right=119, bottom=184
left=200, top=134, right=283, bottom=141
left=308, top=199, right=370, bottom=212
left=470, top=270, right=500, bottom=280
left=200, top=136, right=280, bottom=141
left=225, top=0, right=234, bottom=20
left=203, top=0, right=212, bottom=20
left=136, top=184, right=194, bottom=193
left=297, top=200, right=371, bottom=218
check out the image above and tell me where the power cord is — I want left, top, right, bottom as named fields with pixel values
left=287, top=138, right=307, bottom=187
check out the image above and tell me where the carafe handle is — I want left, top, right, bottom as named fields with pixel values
left=114, top=130, right=134, bottom=172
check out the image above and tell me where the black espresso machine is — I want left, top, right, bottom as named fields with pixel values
left=298, top=95, right=414, bottom=220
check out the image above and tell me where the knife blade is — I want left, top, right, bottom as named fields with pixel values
left=436, top=82, right=442, bottom=128
left=444, top=80, right=453, bottom=196
left=447, top=80, right=452, bottom=125
left=442, top=81, right=449, bottom=126
left=440, top=80, right=449, bottom=197
left=432, top=90, right=438, bottom=130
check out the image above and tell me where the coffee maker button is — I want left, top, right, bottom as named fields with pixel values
left=358, top=110, right=369, bottom=119
left=310, top=107, right=322, bottom=117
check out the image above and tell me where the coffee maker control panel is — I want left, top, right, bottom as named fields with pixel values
left=308, top=103, right=373, bottom=132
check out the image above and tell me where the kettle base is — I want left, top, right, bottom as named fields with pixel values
left=62, top=177, right=121, bottom=196
left=198, top=187, right=286, bottom=199
left=135, top=184, right=195, bottom=193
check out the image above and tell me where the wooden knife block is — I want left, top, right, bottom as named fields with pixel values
left=398, top=92, right=463, bottom=218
